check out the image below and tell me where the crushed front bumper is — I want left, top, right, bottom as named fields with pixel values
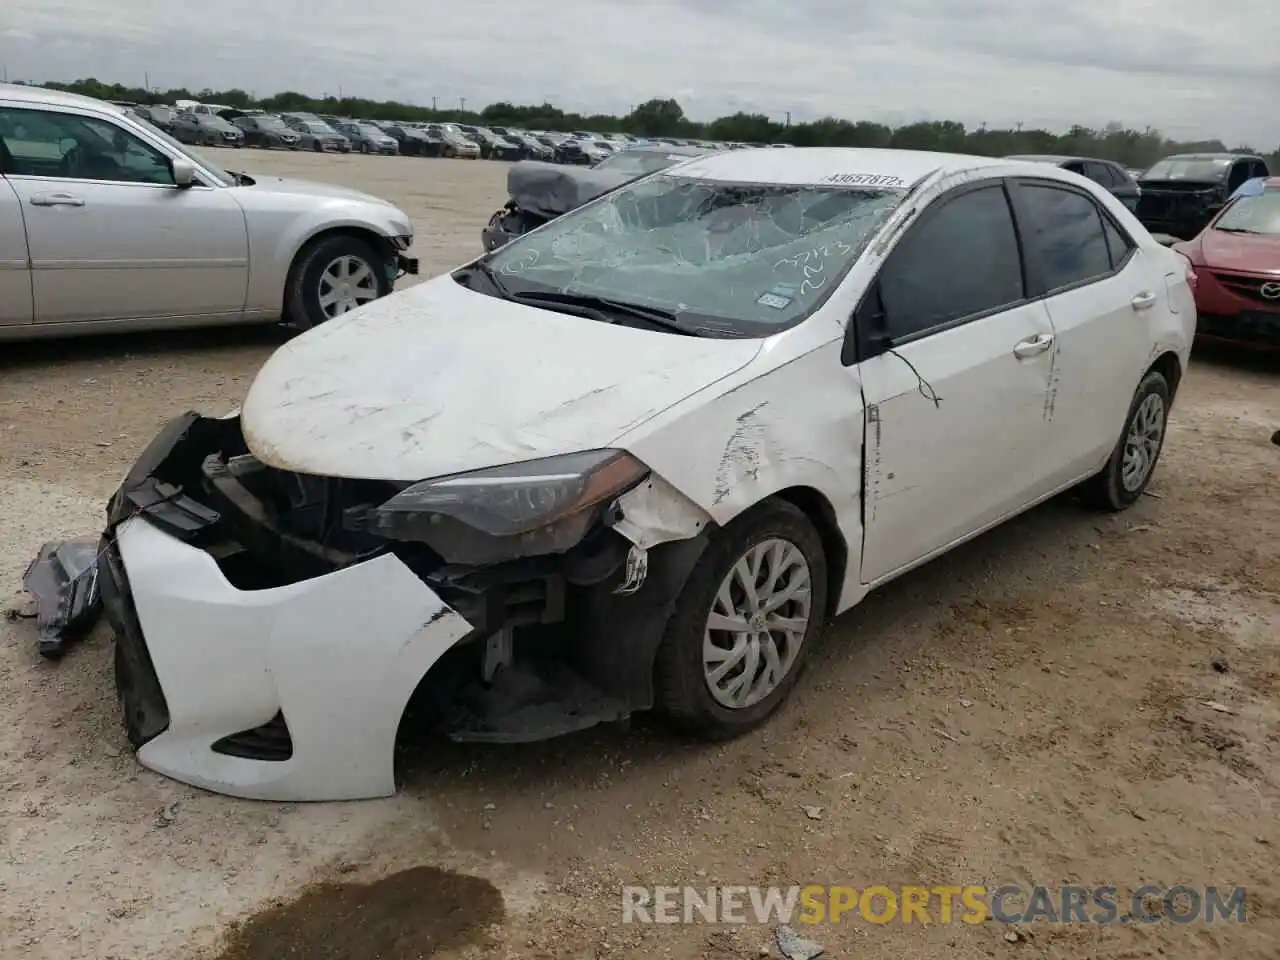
left=102, top=515, right=472, bottom=801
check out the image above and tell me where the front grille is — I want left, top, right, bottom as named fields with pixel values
left=1211, top=272, right=1280, bottom=306
left=212, top=711, right=293, bottom=761
left=99, top=537, right=171, bottom=747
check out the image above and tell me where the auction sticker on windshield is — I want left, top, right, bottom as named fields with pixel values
left=822, top=173, right=907, bottom=187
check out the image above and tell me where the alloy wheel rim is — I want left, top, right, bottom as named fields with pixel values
left=1121, top=392, right=1165, bottom=492
left=317, top=255, right=378, bottom=318
left=703, top=538, right=812, bottom=709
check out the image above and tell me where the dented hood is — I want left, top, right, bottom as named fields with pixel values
left=240, top=277, right=762, bottom=481
left=507, top=160, right=632, bottom=218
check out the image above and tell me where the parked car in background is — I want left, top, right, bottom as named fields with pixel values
left=233, top=113, right=300, bottom=149
left=133, top=104, right=177, bottom=133
left=172, top=111, right=244, bottom=148
left=555, top=138, right=611, bottom=165
left=75, top=147, right=1192, bottom=802
left=332, top=120, right=399, bottom=155
left=427, top=124, right=480, bottom=159
left=0, top=83, right=417, bottom=340
left=283, top=117, right=352, bottom=153
left=380, top=123, right=445, bottom=157
left=1173, top=177, right=1280, bottom=348
left=481, top=143, right=718, bottom=250
left=469, top=127, right=524, bottom=160
left=1137, top=153, right=1270, bottom=241
left=511, top=132, right=555, bottom=161
left=1005, top=155, right=1141, bottom=212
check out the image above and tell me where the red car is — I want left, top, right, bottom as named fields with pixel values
left=1174, top=178, right=1280, bottom=348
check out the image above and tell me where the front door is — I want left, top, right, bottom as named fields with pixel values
left=856, top=180, right=1060, bottom=584
left=0, top=105, right=249, bottom=324
left=0, top=176, right=33, bottom=325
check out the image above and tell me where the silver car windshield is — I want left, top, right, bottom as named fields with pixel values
left=485, top=174, right=906, bottom=333
left=1216, top=190, right=1280, bottom=235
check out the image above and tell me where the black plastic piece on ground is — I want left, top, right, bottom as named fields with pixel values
left=21, top=538, right=103, bottom=659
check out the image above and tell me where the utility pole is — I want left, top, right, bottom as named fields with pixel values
left=431, top=96, right=438, bottom=111
left=144, top=71, right=150, bottom=91
left=459, top=96, right=466, bottom=112
left=785, top=111, right=791, bottom=127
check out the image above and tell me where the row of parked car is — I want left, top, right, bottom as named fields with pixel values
left=115, top=100, right=766, bottom=165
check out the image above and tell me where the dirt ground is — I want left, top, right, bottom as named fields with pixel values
left=1, top=149, right=1277, bottom=960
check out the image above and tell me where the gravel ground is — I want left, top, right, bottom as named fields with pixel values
left=1, top=149, right=1278, bottom=960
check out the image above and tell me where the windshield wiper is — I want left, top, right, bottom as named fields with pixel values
left=510, top=291, right=699, bottom=335
left=1215, top=226, right=1261, bottom=234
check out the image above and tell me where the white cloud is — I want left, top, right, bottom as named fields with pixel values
left=1, top=0, right=1276, bottom=145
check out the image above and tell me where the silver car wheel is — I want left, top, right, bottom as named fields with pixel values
left=703, top=538, right=812, bottom=710
left=317, top=255, right=378, bottom=318
left=1121, top=392, right=1165, bottom=492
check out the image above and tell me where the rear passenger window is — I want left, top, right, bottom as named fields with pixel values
left=879, top=184, right=1024, bottom=339
left=1083, top=162, right=1114, bottom=186
left=1015, top=183, right=1113, bottom=292
left=1102, top=216, right=1134, bottom=269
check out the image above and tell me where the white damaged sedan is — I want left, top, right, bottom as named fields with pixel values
left=82, top=148, right=1194, bottom=801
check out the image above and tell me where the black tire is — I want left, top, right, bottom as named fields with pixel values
left=361, top=142, right=371, bottom=154
left=313, top=140, right=323, bottom=152
left=655, top=498, right=828, bottom=740
left=444, top=146, right=455, bottom=159
left=284, top=234, right=389, bottom=331
left=1078, top=370, right=1171, bottom=510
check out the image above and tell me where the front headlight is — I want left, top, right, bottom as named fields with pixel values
left=369, top=449, right=648, bottom=541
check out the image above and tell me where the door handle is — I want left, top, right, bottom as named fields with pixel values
left=30, top=193, right=86, bottom=207
left=1013, top=333, right=1054, bottom=359
left=1131, top=291, right=1157, bottom=310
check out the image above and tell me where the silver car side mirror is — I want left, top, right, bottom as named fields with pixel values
left=171, top=157, right=196, bottom=188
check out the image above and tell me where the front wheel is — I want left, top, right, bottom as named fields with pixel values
left=1078, top=370, right=1171, bottom=510
left=285, top=235, right=389, bottom=330
left=655, top=499, right=828, bottom=739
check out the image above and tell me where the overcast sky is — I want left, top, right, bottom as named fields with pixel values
left=2, top=0, right=1276, bottom=146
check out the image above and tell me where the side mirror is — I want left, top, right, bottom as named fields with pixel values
left=171, top=158, right=195, bottom=188
left=842, top=284, right=891, bottom=366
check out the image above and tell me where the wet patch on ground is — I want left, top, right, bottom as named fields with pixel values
left=212, top=866, right=504, bottom=960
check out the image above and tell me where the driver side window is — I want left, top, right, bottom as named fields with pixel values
left=0, top=107, right=174, bottom=185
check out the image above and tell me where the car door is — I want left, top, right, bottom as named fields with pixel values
left=0, top=104, right=249, bottom=325
left=853, top=180, right=1060, bottom=585
left=0, top=166, right=34, bottom=326
left=1006, top=178, right=1155, bottom=481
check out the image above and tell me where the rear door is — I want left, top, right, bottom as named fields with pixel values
left=856, top=180, right=1061, bottom=583
left=0, top=104, right=249, bottom=324
left=1006, top=178, right=1155, bottom=480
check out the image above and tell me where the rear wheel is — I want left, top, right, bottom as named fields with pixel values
left=655, top=499, right=827, bottom=739
left=361, top=142, right=371, bottom=154
left=285, top=234, right=388, bottom=330
left=1078, top=371, right=1171, bottom=510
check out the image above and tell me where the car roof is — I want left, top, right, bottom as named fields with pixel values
left=667, top=147, right=1019, bottom=188
left=1005, top=154, right=1115, bottom=165
left=0, top=82, right=124, bottom=114
left=1159, top=152, right=1258, bottom=161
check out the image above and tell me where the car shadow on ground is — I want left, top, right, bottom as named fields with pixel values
left=0, top=324, right=292, bottom=370
left=393, top=490, right=1103, bottom=799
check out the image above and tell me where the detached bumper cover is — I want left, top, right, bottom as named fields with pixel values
left=105, top=516, right=472, bottom=801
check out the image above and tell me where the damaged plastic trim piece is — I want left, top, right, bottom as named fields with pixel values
left=21, top=538, right=103, bottom=659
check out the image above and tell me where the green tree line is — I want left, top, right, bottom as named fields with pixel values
left=24, top=77, right=1280, bottom=172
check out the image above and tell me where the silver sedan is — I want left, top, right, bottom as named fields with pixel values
left=0, top=84, right=418, bottom=340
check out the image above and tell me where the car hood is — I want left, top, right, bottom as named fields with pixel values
left=240, top=277, right=763, bottom=481
left=1198, top=229, right=1280, bottom=274
left=507, top=160, right=632, bottom=218
left=242, top=176, right=393, bottom=206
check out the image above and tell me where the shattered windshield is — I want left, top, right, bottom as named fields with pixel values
left=483, top=174, right=906, bottom=335
left=1215, top=190, right=1280, bottom=235
left=594, top=150, right=699, bottom=177
left=1143, top=158, right=1231, bottom=181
